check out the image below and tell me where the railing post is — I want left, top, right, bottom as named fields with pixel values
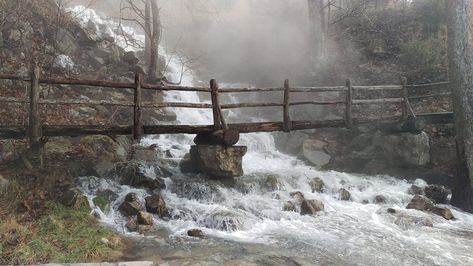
left=29, top=65, right=41, bottom=147
left=401, top=76, right=408, bottom=120
left=345, top=79, right=353, bottom=128
left=283, top=79, right=291, bottom=132
left=133, top=73, right=143, bottom=140
left=210, top=79, right=227, bottom=130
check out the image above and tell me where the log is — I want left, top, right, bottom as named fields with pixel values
left=193, top=129, right=240, bottom=146
left=408, top=93, right=452, bottom=100
left=221, top=103, right=283, bottom=109
left=283, top=79, right=291, bottom=132
left=290, top=100, right=345, bottom=106
left=210, top=79, right=227, bottom=130
left=375, top=118, right=427, bottom=134
left=133, top=74, right=143, bottom=140
left=406, top=82, right=450, bottom=89
left=352, top=98, right=404, bottom=104
left=352, top=85, right=402, bottom=91
left=29, top=66, right=41, bottom=146
left=345, top=79, right=353, bottom=128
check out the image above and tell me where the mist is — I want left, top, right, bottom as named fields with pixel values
left=69, top=0, right=312, bottom=86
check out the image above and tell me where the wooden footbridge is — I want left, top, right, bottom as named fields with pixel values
left=0, top=66, right=454, bottom=148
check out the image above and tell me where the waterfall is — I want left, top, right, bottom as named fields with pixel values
left=71, top=6, right=473, bottom=265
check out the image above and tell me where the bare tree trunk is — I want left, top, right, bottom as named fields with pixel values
left=446, top=0, right=473, bottom=212
left=148, top=0, right=161, bottom=81
left=307, top=0, right=326, bottom=73
left=145, top=0, right=151, bottom=67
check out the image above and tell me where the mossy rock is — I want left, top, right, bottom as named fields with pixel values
left=92, top=189, right=118, bottom=214
left=44, top=137, right=74, bottom=155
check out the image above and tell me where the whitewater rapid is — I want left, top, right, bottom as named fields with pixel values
left=70, top=6, right=473, bottom=265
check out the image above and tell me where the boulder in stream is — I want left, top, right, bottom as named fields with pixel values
left=338, top=188, right=351, bottom=201
left=187, top=229, right=204, bottom=238
left=300, top=199, right=324, bottom=215
left=119, top=192, right=141, bottom=216
left=283, top=201, right=296, bottom=212
left=309, top=177, right=325, bottom=193
left=302, top=139, right=331, bottom=168
left=189, top=145, right=247, bottom=178
left=290, top=191, right=305, bottom=206
left=374, top=195, right=386, bottom=204
left=137, top=211, right=154, bottom=225
left=424, top=185, right=449, bottom=204
left=431, top=206, right=454, bottom=220
left=406, top=195, right=434, bottom=211
left=114, top=162, right=166, bottom=191
left=145, top=193, right=169, bottom=218
left=408, top=185, right=424, bottom=195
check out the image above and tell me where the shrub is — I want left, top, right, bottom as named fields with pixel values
left=399, top=38, right=444, bottom=76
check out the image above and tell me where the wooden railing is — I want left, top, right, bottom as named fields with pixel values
left=0, top=65, right=453, bottom=149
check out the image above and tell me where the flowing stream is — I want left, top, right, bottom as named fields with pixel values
left=70, top=6, right=473, bottom=266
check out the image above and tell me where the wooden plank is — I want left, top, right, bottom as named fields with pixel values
left=133, top=74, right=143, bottom=140
left=352, top=85, right=402, bottom=91
left=40, top=99, right=133, bottom=106
left=210, top=79, right=227, bottom=130
left=39, top=77, right=135, bottom=89
left=283, top=79, right=291, bottom=132
left=402, top=77, right=408, bottom=120
left=141, top=84, right=210, bottom=92
left=290, top=100, right=345, bottom=106
left=217, top=87, right=284, bottom=93
left=408, top=92, right=452, bottom=100
left=29, top=66, right=41, bottom=146
left=221, top=103, right=283, bottom=109
left=406, top=81, right=450, bottom=89
left=352, top=98, right=404, bottom=104
left=291, top=86, right=347, bottom=92
left=0, top=97, right=28, bottom=104
left=346, top=79, right=353, bottom=128
left=0, top=73, right=30, bottom=82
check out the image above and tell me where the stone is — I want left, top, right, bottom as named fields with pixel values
left=424, top=185, right=449, bottom=204
left=264, top=175, right=282, bottom=192
left=406, top=195, right=434, bottom=211
left=125, top=219, right=153, bottom=233
left=408, top=185, right=424, bottom=195
left=145, top=194, right=169, bottom=218
left=431, top=206, right=454, bottom=220
left=290, top=191, right=305, bottom=205
left=381, top=132, right=430, bottom=166
left=137, top=211, right=154, bottom=225
left=189, top=145, right=247, bottom=178
left=300, top=199, right=324, bottom=215
left=374, top=195, right=386, bottom=204
left=187, top=229, right=204, bottom=238
left=114, top=163, right=166, bottom=191
left=122, top=51, right=139, bottom=65
left=309, top=177, right=325, bottom=193
left=119, top=193, right=141, bottom=216
left=60, top=188, right=90, bottom=210
left=387, top=208, right=397, bottom=214
left=302, top=139, right=331, bottom=168
left=338, top=188, right=351, bottom=201
left=283, top=201, right=296, bottom=212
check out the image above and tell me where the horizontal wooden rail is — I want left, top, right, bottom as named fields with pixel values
left=352, top=98, right=404, bottom=105
left=290, top=100, right=346, bottom=106
left=406, top=82, right=449, bottom=89
left=221, top=103, right=284, bottom=109
left=408, top=92, right=452, bottom=100
left=352, top=85, right=402, bottom=91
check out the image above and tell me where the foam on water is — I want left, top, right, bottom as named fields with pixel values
left=71, top=6, right=473, bottom=265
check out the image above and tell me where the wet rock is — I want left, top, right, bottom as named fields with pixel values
left=189, top=145, right=247, bottom=178
left=125, top=219, right=153, bottom=233
left=264, top=175, right=282, bottom=192
left=302, top=139, right=331, bottom=168
left=387, top=208, right=397, bottom=214
left=290, top=191, right=305, bottom=205
left=374, top=195, right=386, bottom=204
left=406, top=195, right=434, bottom=211
left=187, top=229, right=204, bottom=238
left=145, top=194, right=169, bottom=218
left=200, top=209, right=246, bottom=231
left=424, top=185, right=449, bottom=204
left=381, top=132, right=430, bottom=166
left=170, top=179, right=224, bottom=202
left=393, top=213, right=434, bottom=228
left=309, top=177, right=325, bottom=193
left=408, top=185, right=424, bottom=195
left=122, top=51, right=139, bottom=65
left=283, top=201, right=296, bottom=212
left=300, top=199, right=324, bottom=215
left=338, top=188, right=351, bottom=201
left=431, top=206, right=454, bottom=220
left=137, top=211, right=154, bottom=225
left=119, top=193, right=141, bottom=216
left=362, top=200, right=370, bottom=204
left=60, top=188, right=90, bottom=210
left=114, top=162, right=166, bottom=191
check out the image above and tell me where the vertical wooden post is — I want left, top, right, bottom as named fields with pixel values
left=133, top=73, right=143, bottom=140
left=345, top=79, right=353, bottom=128
left=283, top=79, right=291, bottom=132
left=210, top=79, right=227, bottom=130
left=29, top=65, right=41, bottom=147
left=401, top=76, right=408, bottom=120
